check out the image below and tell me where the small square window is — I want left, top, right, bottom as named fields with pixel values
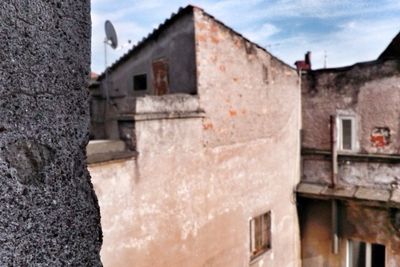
left=250, top=211, right=271, bottom=260
left=133, top=74, right=147, bottom=91
left=338, top=116, right=356, bottom=151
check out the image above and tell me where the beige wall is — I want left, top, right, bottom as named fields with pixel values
left=90, top=7, right=301, bottom=267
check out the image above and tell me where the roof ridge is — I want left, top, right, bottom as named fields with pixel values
left=97, top=4, right=295, bottom=80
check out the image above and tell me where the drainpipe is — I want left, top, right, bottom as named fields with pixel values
left=331, top=115, right=338, bottom=187
left=332, top=199, right=339, bottom=254
left=330, top=115, right=339, bottom=254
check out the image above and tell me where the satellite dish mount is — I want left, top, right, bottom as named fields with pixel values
left=104, top=20, right=118, bottom=69
left=103, top=20, right=118, bottom=103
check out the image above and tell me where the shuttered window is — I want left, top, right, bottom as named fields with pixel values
left=250, top=211, right=271, bottom=260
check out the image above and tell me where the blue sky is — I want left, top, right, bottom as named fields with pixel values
left=91, top=0, right=400, bottom=74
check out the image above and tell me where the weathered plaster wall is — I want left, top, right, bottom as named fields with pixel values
left=339, top=161, right=400, bottom=188
left=0, top=1, right=102, bottom=266
left=302, top=60, right=400, bottom=153
left=299, top=198, right=400, bottom=267
left=91, top=8, right=301, bottom=267
left=193, top=9, right=301, bottom=266
left=301, top=60, right=400, bottom=188
left=93, top=11, right=197, bottom=139
left=91, top=120, right=301, bottom=267
left=194, top=10, right=300, bottom=148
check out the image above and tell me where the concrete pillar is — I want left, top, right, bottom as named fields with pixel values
left=0, top=1, right=102, bottom=265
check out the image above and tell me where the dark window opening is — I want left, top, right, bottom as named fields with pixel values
left=250, top=211, right=271, bottom=260
left=371, top=244, right=385, bottom=267
left=133, top=74, right=147, bottom=91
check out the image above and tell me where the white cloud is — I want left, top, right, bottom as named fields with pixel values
left=90, top=0, right=400, bottom=73
left=269, top=17, right=400, bottom=69
left=242, top=23, right=280, bottom=44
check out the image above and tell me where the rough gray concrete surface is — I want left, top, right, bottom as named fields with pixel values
left=0, top=1, right=102, bottom=266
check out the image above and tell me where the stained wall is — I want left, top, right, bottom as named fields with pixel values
left=300, top=55, right=400, bottom=266
left=301, top=60, right=400, bottom=188
left=92, top=11, right=197, bottom=139
left=90, top=6, right=301, bottom=267
left=299, top=198, right=400, bottom=267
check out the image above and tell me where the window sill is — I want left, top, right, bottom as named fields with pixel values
left=250, top=248, right=271, bottom=265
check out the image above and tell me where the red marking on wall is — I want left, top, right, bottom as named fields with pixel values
left=197, top=34, right=207, bottom=42
left=196, top=21, right=206, bottom=30
left=371, top=127, right=390, bottom=147
left=203, top=122, right=214, bottom=130
left=210, top=24, right=218, bottom=33
left=234, top=39, right=242, bottom=48
left=210, top=35, right=220, bottom=44
left=219, top=65, right=226, bottom=72
left=152, top=59, right=169, bottom=96
left=229, top=109, right=237, bottom=117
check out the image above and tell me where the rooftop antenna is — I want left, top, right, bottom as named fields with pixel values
left=324, top=50, right=327, bottom=68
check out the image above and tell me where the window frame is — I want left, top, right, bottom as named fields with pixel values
left=337, top=115, right=357, bottom=152
left=346, top=239, right=386, bottom=267
left=249, top=211, right=271, bottom=261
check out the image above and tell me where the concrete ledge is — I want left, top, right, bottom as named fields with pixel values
left=302, top=148, right=400, bottom=163
left=321, top=186, right=356, bottom=198
left=297, top=182, right=400, bottom=207
left=87, top=140, right=126, bottom=156
left=87, top=150, right=137, bottom=165
left=135, top=94, right=201, bottom=114
left=118, top=111, right=205, bottom=122
left=297, top=183, right=325, bottom=195
left=87, top=140, right=136, bottom=164
left=354, top=187, right=390, bottom=202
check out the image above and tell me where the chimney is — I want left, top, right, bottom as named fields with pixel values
left=305, top=51, right=311, bottom=68
left=295, top=51, right=312, bottom=72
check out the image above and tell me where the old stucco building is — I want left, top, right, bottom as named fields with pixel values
left=297, top=32, right=400, bottom=267
left=88, top=5, right=301, bottom=267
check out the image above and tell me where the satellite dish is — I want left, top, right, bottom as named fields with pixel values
left=105, top=20, right=118, bottom=49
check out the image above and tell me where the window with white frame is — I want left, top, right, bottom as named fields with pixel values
left=338, top=115, right=356, bottom=151
left=250, top=211, right=271, bottom=260
left=347, top=240, right=385, bottom=267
